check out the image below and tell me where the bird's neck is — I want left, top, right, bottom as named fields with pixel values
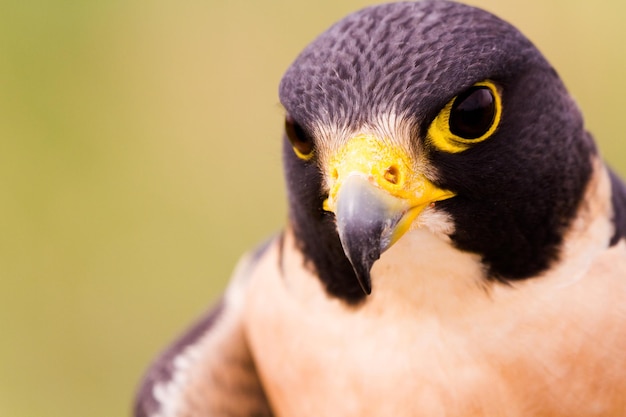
left=545, top=159, right=615, bottom=284
left=366, top=228, right=489, bottom=316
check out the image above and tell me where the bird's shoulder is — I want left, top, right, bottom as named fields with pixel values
left=608, top=167, right=626, bottom=245
left=133, top=237, right=279, bottom=417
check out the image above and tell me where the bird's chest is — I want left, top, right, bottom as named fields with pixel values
left=244, top=234, right=626, bottom=417
left=247, top=304, right=508, bottom=416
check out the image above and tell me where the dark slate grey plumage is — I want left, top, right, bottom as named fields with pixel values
left=609, top=167, right=626, bottom=244
left=280, top=1, right=534, bottom=131
left=135, top=2, right=626, bottom=416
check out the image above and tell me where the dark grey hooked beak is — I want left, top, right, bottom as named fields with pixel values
left=334, top=175, right=410, bottom=294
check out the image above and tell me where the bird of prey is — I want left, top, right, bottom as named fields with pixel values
left=134, top=1, right=626, bottom=416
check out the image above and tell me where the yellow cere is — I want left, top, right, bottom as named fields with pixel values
left=323, top=134, right=455, bottom=218
left=427, top=80, right=502, bottom=153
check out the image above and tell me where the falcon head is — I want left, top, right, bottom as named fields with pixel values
left=279, top=1, right=596, bottom=303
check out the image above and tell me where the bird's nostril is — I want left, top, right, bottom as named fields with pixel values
left=384, top=165, right=400, bottom=185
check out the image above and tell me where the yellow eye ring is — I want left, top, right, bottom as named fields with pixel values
left=285, top=116, right=314, bottom=160
left=427, top=80, right=502, bottom=153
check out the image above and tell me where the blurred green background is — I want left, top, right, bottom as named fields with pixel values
left=1, top=0, right=624, bottom=416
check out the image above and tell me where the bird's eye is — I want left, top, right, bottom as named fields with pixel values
left=449, top=86, right=495, bottom=139
left=427, top=80, right=502, bottom=153
left=285, top=116, right=314, bottom=160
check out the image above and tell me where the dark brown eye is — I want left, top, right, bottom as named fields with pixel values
left=449, top=86, right=496, bottom=139
left=285, top=116, right=314, bottom=159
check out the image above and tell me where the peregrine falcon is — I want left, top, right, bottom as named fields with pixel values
left=134, top=1, right=626, bottom=416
